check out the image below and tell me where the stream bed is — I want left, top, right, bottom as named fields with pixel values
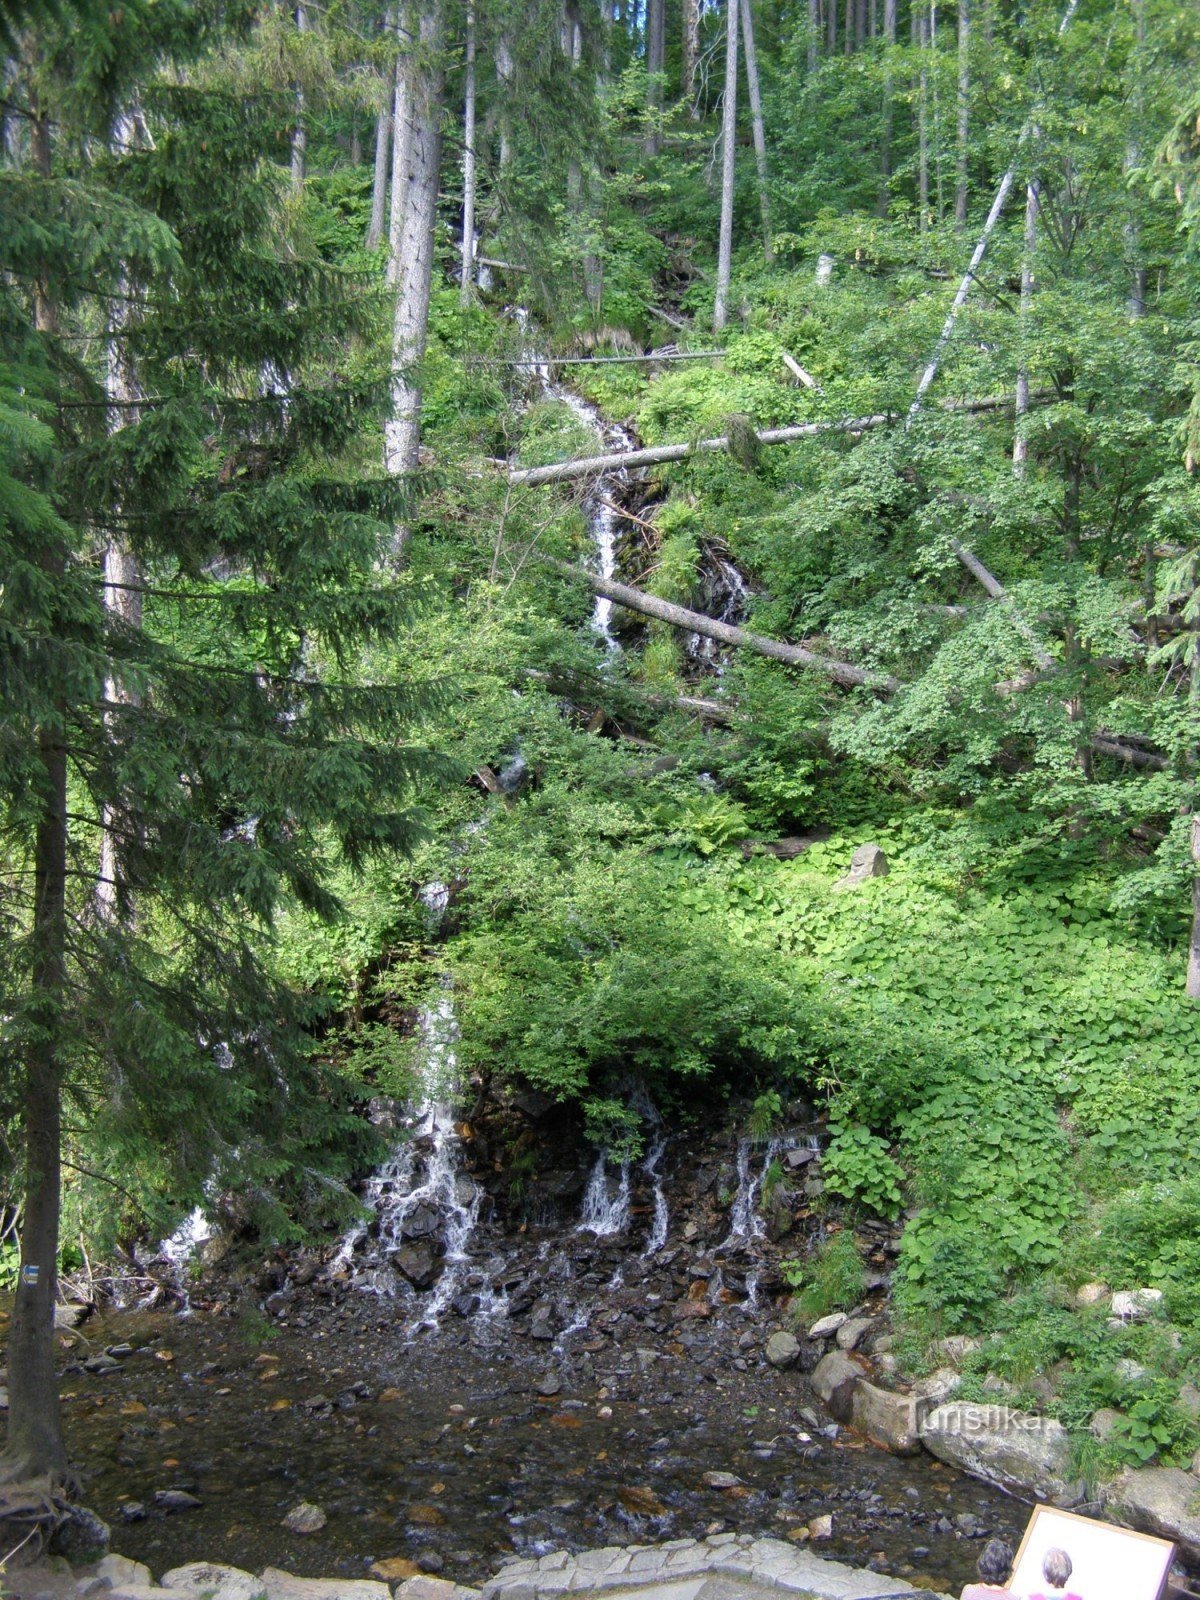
left=58, top=1299, right=1028, bottom=1597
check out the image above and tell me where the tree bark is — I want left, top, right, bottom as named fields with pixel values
left=684, top=0, right=702, bottom=104
left=1013, top=174, right=1039, bottom=477
left=384, top=0, right=444, bottom=531
left=460, top=1, right=477, bottom=305
left=739, top=0, right=772, bottom=262
left=539, top=558, right=900, bottom=689
left=877, top=0, right=896, bottom=214
left=3, top=98, right=69, bottom=1488
left=644, top=0, right=665, bottom=155
left=1125, top=0, right=1146, bottom=317
left=290, top=2, right=308, bottom=190
left=713, top=0, right=739, bottom=332
left=955, top=0, right=969, bottom=229
left=917, top=8, right=930, bottom=231
left=807, top=0, right=820, bottom=71
left=495, top=35, right=513, bottom=169
left=385, top=3, right=414, bottom=289
left=1189, top=815, right=1200, bottom=998
left=367, top=98, right=392, bottom=249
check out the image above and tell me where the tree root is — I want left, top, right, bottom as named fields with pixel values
left=0, top=1473, right=71, bottom=1562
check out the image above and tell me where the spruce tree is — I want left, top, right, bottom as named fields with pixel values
left=0, top=0, right=443, bottom=1485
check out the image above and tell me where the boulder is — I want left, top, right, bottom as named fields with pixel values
left=259, top=1573, right=390, bottom=1600
left=1104, top=1467, right=1200, bottom=1562
left=1090, top=1408, right=1123, bottom=1442
left=50, top=1507, right=111, bottom=1562
left=765, top=1330, right=801, bottom=1369
left=161, top=1566, right=265, bottom=1600
left=835, top=1317, right=875, bottom=1352
left=850, top=1380, right=922, bottom=1456
left=921, top=1403, right=1078, bottom=1504
left=833, top=844, right=888, bottom=891
left=1110, top=1288, right=1163, bottom=1322
left=811, top=1349, right=863, bottom=1423
left=910, top=1368, right=961, bottom=1412
left=105, top=1588, right=178, bottom=1600
left=808, top=1312, right=848, bottom=1340
left=282, top=1503, right=326, bottom=1536
left=1073, top=1282, right=1110, bottom=1309
left=97, top=1557, right=154, bottom=1591
left=400, top=1204, right=441, bottom=1241
left=392, top=1242, right=439, bottom=1290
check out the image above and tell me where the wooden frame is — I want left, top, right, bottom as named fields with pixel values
left=1009, top=1504, right=1176, bottom=1600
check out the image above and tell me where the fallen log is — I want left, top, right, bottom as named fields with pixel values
left=538, top=557, right=900, bottom=692
left=509, top=393, right=1036, bottom=487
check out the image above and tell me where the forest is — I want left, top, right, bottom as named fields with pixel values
left=4, top=0, right=1200, bottom=1566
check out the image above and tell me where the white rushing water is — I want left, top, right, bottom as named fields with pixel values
left=577, top=1149, right=632, bottom=1236
left=724, top=1134, right=784, bottom=1244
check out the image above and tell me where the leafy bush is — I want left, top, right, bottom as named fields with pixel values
left=822, top=1123, right=904, bottom=1218
left=784, top=1229, right=867, bottom=1322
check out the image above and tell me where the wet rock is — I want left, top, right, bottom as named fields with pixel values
left=808, top=1514, right=834, bottom=1539
left=369, top=1562, right=423, bottom=1583
left=833, top=844, right=888, bottom=890
left=785, top=1148, right=817, bottom=1170
left=812, top=1350, right=863, bottom=1422
left=921, top=1403, right=1077, bottom=1504
left=402, top=1204, right=442, bottom=1241
left=452, top=1293, right=480, bottom=1318
left=808, top=1313, right=847, bottom=1340
left=702, top=1472, right=744, bottom=1489
left=535, top=1373, right=562, bottom=1397
left=617, top=1485, right=666, bottom=1516
left=850, top=1380, right=922, bottom=1457
left=259, top=1572, right=390, bottom=1600
left=119, top=1505, right=146, bottom=1524
left=161, top=1565, right=265, bottom=1600
left=765, top=1331, right=801, bottom=1369
left=393, top=1243, right=439, bottom=1291
left=50, top=1507, right=110, bottom=1562
left=84, top=1354, right=123, bottom=1375
left=55, top=1302, right=94, bottom=1329
left=1104, top=1467, right=1200, bottom=1562
left=836, top=1317, right=876, bottom=1352
left=282, top=1503, right=327, bottom=1535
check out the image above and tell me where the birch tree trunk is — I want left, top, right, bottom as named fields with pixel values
left=1013, top=175, right=1039, bottom=476
left=460, top=1, right=477, bottom=305
left=384, top=0, right=444, bottom=541
left=385, top=3, right=414, bottom=288
left=713, top=0, right=739, bottom=333
left=290, top=1, right=308, bottom=190
left=644, top=0, right=666, bottom=156
left=495, top=35, right=514, bottom=169
left=684, top=0, right=702, bottom=107
left=1, top=98, right=69, bottom=1487
left=877, top=0, right=895, bottom=214
left=955, top=0, right=969, bottom=229
left=739, top=0, right=773, bottom=262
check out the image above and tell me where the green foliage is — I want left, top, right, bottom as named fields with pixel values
left=784, top=1230, right=867, bottom=1321
left=822, top=1124, right=904, bottom=1219
left=1087, top=1180, right=1200, bottom=1330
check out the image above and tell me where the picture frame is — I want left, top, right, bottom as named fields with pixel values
left=1008, top=1504, right=1176, bottom=1600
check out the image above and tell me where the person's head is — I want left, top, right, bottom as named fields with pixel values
left=1043, top=1548, right=1073, bottom=1588
left=977, top=1539, right=1014, bottom=1584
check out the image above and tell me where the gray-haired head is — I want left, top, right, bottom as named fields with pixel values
left=1043, top=1547, right=1073, bottom=1587
left=977, top=1539, right=1014, bottom=1583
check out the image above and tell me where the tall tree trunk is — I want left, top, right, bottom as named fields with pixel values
left=713, top=0, right=739, bottom=332
left=367, top=13, right=396, bottom=252
left=739, top=0, right=772, bottom=262
left=826, top=0, right=836, bottom=59
left=684, top=0, right=702, bottom=107
left=384, top=0, right=444, bottom=541
left=877, top=0, right=895, bottom=214
left=843, top=0, right=852, bottom=53
left=385, top=3, right=414, bottom=288
left=1125, top=0, right=1146, bottom=317
left=955, top=0, right=969, bottom=229
left=460, top=1, right=477, bottom=305
left=807, top=0, right=820, bottom=71
left=929, top=0, right=944, bottom=222
left=290, top=1, right=308, bottom=190
left=644, top=0, right=666, bottom=155
left=495, top=35, right=514, bottom=169
left=855, top=0, right=866, bottom=49
left=928, top=7, right=934, bottom=232
left=2, top=99, right=69, bottom=1487
left=1013, top=175, right=1038, bottom=477
left=1189, top=814, right=1200, bottom=998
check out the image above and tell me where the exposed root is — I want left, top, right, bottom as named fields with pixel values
left=0, top=1473, right=70, bottom=1561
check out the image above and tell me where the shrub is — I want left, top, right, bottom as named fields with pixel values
left=784, top=1230, right=868, bottom=1322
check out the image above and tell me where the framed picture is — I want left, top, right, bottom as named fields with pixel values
left=1009, top=1504, right=1176, bottom=1600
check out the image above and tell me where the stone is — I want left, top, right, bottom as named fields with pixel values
left=105, top=1587, right=178, bottom=1600
left=49, top=1507, right=111, bottom=1562
left=85, top=1354, right=122, bottom=1375
left=910, top=1368, right=961, bottom=1412
left=921, top=1403, right=1077, bottom=1505
left=1074, top=1282, right=1110, bottom=1309
left=393, top=1243, right=439, bottom=1291
left=1116, top=1358, right=1147, bottom=1382
left=394, top=1581, right=465, bottom=1600
left=785, top=1148, right=817, bottom=1170
left=153, top=1491, right=201, bottom=1513
left=1110, top=1288, right=1164, bottom=1322
left=617, top=1486, right=666, bottom=1517
left=811, top=1350, right=863, bottom=1423
left=701, top=1472, right=743, bottom=1489
left=832, top=844, right=889, bottom=891
left=1090, top=1408, right=1124, bottom=1442
left=536, top=1373, right=562, bottom=1397
left=1104, top=1466, right=1200, bottom=1562
left=934, top=1335, right=979, bottom=1365
left=808, top=1514, right=834, bottom=1539
left=808, top=1312, right=848, bottom=1340
left=55, top=1302, right=93, bottom=1328
left=849, top=1380, right=922, bottom=1457
left=119, top=1505, right=146, bottom=1524
left=1178, top=1384, right=1200, bottom=1417
left=369, top=1562, right=423, bottom=1583
left=835, top=1317, right=875, bottom=1352
left=282, top=1503, right=327, bottom=1536
left=97, top=1558, right=154, bottom=1591
left=765, top=1331, right=801, bottom=1369
left=259, top=1575, right=390, bottom=1600
left=161, top=1567, right=265, bottom=1600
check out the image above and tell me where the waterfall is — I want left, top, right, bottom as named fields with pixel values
left=577, top=1150, right=632, bottom=1236
left=511, top=309, right=634, bottom=652
left=724, top=1134, right=784, bottom=1244
left=640, top=1132, right=670, bottom=1257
